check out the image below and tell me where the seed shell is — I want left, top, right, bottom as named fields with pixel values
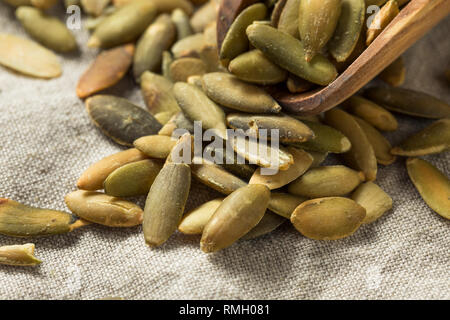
left=351, top=182, right=393, bottom=224
left=242, top=211, right=286, bottom=240
left=178, top=198, right=223, bottom=235
left=366, top=0, right=399, bottom=46
left=0, top=244, right=42, bottom=267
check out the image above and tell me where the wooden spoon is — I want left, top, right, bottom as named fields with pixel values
left=217, top=0, right=450, bottom=116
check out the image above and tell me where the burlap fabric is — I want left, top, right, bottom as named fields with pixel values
left=0, top=2, right=449, bottom=300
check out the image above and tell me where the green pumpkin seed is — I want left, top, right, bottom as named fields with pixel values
left=171, top=8, right=193, bottom=40
left=329, top=0, right=365, bottom=62
left=286, top=75, right=315, bottom=93
left=178, top=198, right=223, bottom=235
left=291, top=197, right=366, bottom=240
left=270, top=0, right=286, bottom=27
left=277, top=0, right=300, bottom=38
left=354, top=117, right=396, bottom=165
left=268, top=193, right=307, bottom=219
left=65, top=191, right=143, bottom=227
left=351, top=182, right=393, bottom=224
left=220, top=3, right=268, bottom=65
left=201, top=184, right=270, bottom=252
left=171, top=33, right=206, bottom=58
left=299, top=0, right=342, bottom=62
left=191, top=0, right=218, bottom=32
left=0, top=34, right=61, bottom=79
left=242, top=211, right=286, bottom=240
left=2, top=0, right=31, bottom=6
left=202, top=72, right=282, bottom=113
left=288, top=165, right=365, bottom=198
left=407, top=158, right=450, bottom=220
left=324, top=108, right=378, bottom=181
left=365, top=87, right=450, bottom=119
left=104, top=159, right=163, bottom=197
left=0, top=244, right=42, bottom=267
left=31, top=0, right=57, bottom=9
left=228, top=50, right=287, bottom=85
left=342, top=95, right=398, bottom=131
left=391, top=119, right=450, bottom=156
left=0, top=198, right=80, bottom=238
left=250, top=148, right=313, bottom=190
left=158, top=111, right=194, bottom=136
left=77, top=44, right=134, bottom=99
left=140, top=71, right=181, bottom=125
left=113, top=0, right=194, bottom=15
left=88, top=0, right=158, bottom=48
left=133, top=14, right=176, bottom=81
left=308, top=151, right=329, bottom=167
left=378, top=56, right=406, bottom=87
left=81, top=0, right=110, bottom=16
left=161, top=51, right=174, bottom=79
left=134, top=135, right=177, bottom=159
left=77, top=148, right=147, bottom=191
left=86, top=95, right=162, bottom=146
left=246, top=24, right=338, bottom=85
left=366, top=0, right=399, bottom=46
left=169, top=57, right=207, bottom=82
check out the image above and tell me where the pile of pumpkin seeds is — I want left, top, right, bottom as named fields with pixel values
left=0, top=0, right=449, bottom=265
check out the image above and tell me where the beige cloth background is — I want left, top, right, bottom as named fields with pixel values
left=0, top=2, right=449, bottom=300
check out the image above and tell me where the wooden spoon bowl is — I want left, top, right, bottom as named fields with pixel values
left=217, top=0, right=450, bottom=116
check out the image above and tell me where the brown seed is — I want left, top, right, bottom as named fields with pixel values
left=169, top=57, right=207, bottom=82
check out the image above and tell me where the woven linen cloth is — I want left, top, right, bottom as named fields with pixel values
left=0, top=3, right=449, bottom=300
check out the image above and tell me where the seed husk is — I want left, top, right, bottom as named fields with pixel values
left=201, top=184, right=271, bottom=253
left=134, top=135, right=177, bottom=159
left=171, top=33, right=206, bottom=58
left=65, top=191, right=143, bottom=227
left=364, top=87, right=450, bottom=119
left=250, top=148, right=313, bottom=190
left=81, top=0, right=110, bottom=16
left=228, top=49, right=287, bottom=85
left=220, top=3, right=267, bottom=66
left=286, top=75, right=315, bottom=93
left=86, top=95, right=162, bottom=146
left=354, top=117, right=396, bottom=165
left=226, top=113, right=314, bottom=143
left=246, top=24, right=338, bottom=85
left=351, top=182, right=393, bottom=224
left=169, top=57, right=207, bottom=82
left=202, top=72, right=282, bottom=114
left=104, top=159, right=163, bottom=197
left=342, top=95, right=398, bottom=131
left=407, top=158, right=450, bottom=220
left=242, top=211, right=286, bottom=240
left=191, top=0, right=218, bottom=32
left=0, top=244, right=42, bottom=267
left=30, top=0, right=57, bottom=9
left=277, top=0, right=300, bottom=38
left=268, top=193, right=307, bottom=219
left=88, top=0, right=158, bottom=49
left=299, top=0, right=342, bottom=62
left=378, top=56, right=406, bottom=87
left=178, top=198, right=223, bottom=235
left=172, top=8, right=193, bottom=40
left=0, top=34, right=61, bottom=79
left=140, top=71, right=181, bottom=124
left=366, top=0, right=399, bottom=46
left=329, top=0, right=365, bottom=62
left=77, top=44, right=134, bottom=99
left=288, top=165, right=365, bottom=198
left=324, top=108, right=378, bottom=181
left=291, top=197, right=366, bottom=240
left=133, top=14, right=176, bottom=81
left=77, top=148, right=147, bottom=191
left=0, top=198, right=79, bottom=238
left=291, top=120, right=352, bottom=154
left=391, top=119, right=450, bottom=157
left=173, top=82, right=227, bottom=136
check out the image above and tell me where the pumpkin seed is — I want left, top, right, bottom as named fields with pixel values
left=77, top=148, right=147, bottom=191
left=187, top=75, right=204, bottom=87
left=30, top=0, right=57, bottom=9
left=378, top=56, right=406, bottom=87
left=391, top=119, right=450, bottom=156
left=286, top=75, right=314, bottom=93
left=133, top=14, right=176, bottom=81
left=81, top=0, right=110, bottom=16
left=2, top=0, right=31, bottom=6
left=242, top=211, right=286, bottom=240
left=308, top=151, right=329, bottom=167
left=366, top=0, right=399, bottom=46
left=351, top=182, right=393, bottom=224
left=407, top=158, right=450, bottom=220
left=365, top=0, right=387, bottom=5
left=86, top=95, right=162, bottom=146
left=329, top=0, right=365, bottom=62
left=77, top=44, right=134, bottom=99
left=277, top=0, right=300, bottom=38
left=65, top=0, right=80, bottom=7
left=171, top=8, right=193, bottom=40
left=299, top=0, right=342, bottom=62
left=169, top=57, right=207, bottom=82
left=201, top=184, right=270, bottom=252
left=0, top=34, right=61, bottom=79
left=291, top=197, right=366, bottom=240
left=178, top=198, right=223, bottom=235
left=158, top=111, right=195, bottom=136
left=171, top=33, right=206, bottom=58
left=324, top=108, right=378, bottom=181
left=202, top=72, right=282, bottom=114
left=113, top=0, right=193, bottom=14
left=354, top=117, right=396, bottom=165
left=200, top=43, right=223, bottom=73
left=246, top=24, right=338, bottom=85
left=65, top=191, right=143, bottom=227
left=220, top=3, right=268, bottom=66
left=88, top=0, right=158, bottom=48
left=250, top=148, right=313, bottom=190
left=104, top=159, right=163, bottom=197
left=0, top=244, right=42, bottom=267
left=161, top=51, right=174, bottom=79
left=342, top=95, right=398, bottom=131
left=191, top=0, right=218, bottom=32
left=270, top=0, right=286, bottom=27
left=134, top=135, right=177, bottom=159
left=288, top=165, right=365, bottom=198
left=364, top=87, right=450, bottom=119
left=0, top=198, right=80, bottom=238
left=268, top=193, right=307, bottom=219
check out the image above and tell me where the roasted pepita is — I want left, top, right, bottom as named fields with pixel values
left=351, top=182, right=393, bottom=224
left=268, top=193, right=307, bottom=219
left=134, top=135, right=178, bottom=159
left=366, top=0, right=399, bottom=46
left=0, top=244, right=42, bottom=267
left=169, top=57, right=207, bottom=82
left=178, top=198, right=223, bottom=235
left=242, top=211, right=286, bottom=240
left=378, top=56, right=406, bottom=87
